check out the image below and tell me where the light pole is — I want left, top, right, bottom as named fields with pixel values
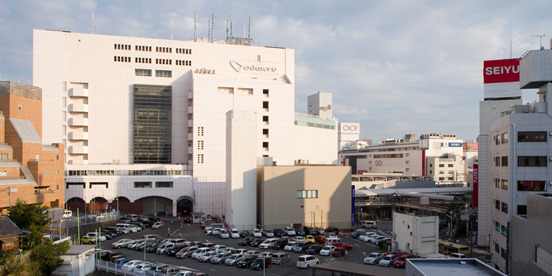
left=116, top=197, right=120, bottom=219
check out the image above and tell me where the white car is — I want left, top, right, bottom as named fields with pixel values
left=224, top=254, right=245, bottom=266
left=369, top=235, right=387, bottom=244
left=296, top=255, right=319, bottom=269
left=284, top=241, right=297, bottom=251
left=378, top=254, right=398, bottom=267
left=122, top=260, right=145, bottom=271
left=86, top=232, right=106, bottom=242
left=220, top=229, right=230, bottom=239
left=284, top=227, right=296, bottom=236
left=252, top=229, right=262, bottom=237
left=112, top=238, right=134, bottom=249
left=133, top=262, right=153, bottom=273
left=231, top=228, right=240, bottom=238
left=152, top=221, right=165, bottom=229
left=364, top=252, right=384, bottom=265
left=319, top=245, right=336, bottom=256
left=359, top=232, right=376, bottom=242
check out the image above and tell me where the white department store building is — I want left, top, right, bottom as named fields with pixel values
left=33, top=29, right=337, bottom=229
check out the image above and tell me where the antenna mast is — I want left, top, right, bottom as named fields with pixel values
left=211, top=14, right=214, bottom=42
left=194, top=12, right=197, bottom=42
left=170, top=12, right=174, bottom=40
left=532, top=34, right=546, bottom=50
left=230, top=14, right=233, bottom=38
left=91, top=1, right=96, bottom=34
left=248, top=16, right=251, bottom=40
left=208, top=18, right=211, bottom=42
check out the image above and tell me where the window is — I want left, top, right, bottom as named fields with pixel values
left=495, top=156, right=500, bottom=166
left=198, top=140, right=204, bottom=150
left=439, top=170, right=445, bottom=174
left=495, top=200, right=500, bottom=210
left=518, top=131, right=547, bottom=142
left=135, top=69, right=152, bottom=76
left=501, top=179, right=508, bottom=190
left=56, top=184, right=59, bottom=190
left=448, top=170, right=455, bottom=174
left=90, top=182, right=108, bottom=188
left=56, top=155, right=59, bottom=160
left=198, top=127, right=204, bottom=136
left=18, top=104, right=22, bottom=111
left=501, top=156, right=508, bottom=166
left=439, top=164, right=445, bottom=167
left=501, top=225, right=508, bottom=237
left=494, top=178, right=500, bottom=188
left=494, top=135, right=500, bottom=145
left=263, top=116, right=269, bottom=124
left=262, top=129, right=269, bottom=137
left=134, top=182, right=152, bottom=188
left=155, top=182, right=173, bottom=188
left=263, top=89, right=269, bottom=96
left=263, top=101, right=269, bottom=110
left=501, top=247, right=507, bottom=258
left=56, top=170, right=59, bottom=175
left=517, top=205, right=527, bottom=215
left=501, top=132, right=509, bottom=143
left=517, top=181, right=546, bottom=191
left=518, top=156, right=547, bottom=167
left=495, top=221, right=500, bottom=231
left=495, top=241, right=500, bottom=252
left=501, top=202, right=508, bottom=214
left=438, top=177, right=445, bottom=180
left=447, top=177, right=454, bottom=180
left=198, top=154, right=204, bottom=164
left=263, top=142, right=269, bottom=150
left=155, top=70, right=172, bottom=78
left=448, top=164, right=453, bottom=167
left=297, top=190, right=318, bottom=198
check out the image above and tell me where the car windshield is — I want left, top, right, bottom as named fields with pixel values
left=369, top=253, right=379, bottom=257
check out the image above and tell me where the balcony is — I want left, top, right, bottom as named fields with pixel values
left=68, top=145, right=88, bottom=155
left=68, top=131, right=88, bottom=141
left=68, top=117, right=88, bottom=127
left=68, top=87, right=89, bottom=98
left=68, top=103, right=88, bottom=113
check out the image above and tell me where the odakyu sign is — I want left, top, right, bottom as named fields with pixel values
left=229, top=60, right=276, bottom=73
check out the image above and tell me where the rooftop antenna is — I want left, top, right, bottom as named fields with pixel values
left=230, top=14, right=233, bottom=38
left=211, top=13, right=214, bottom=42
left=170, top=12, right=174, bottom=40
left=194, top=12, right=197, bottom=42
left=226, top=19, right=229, bottom=39
left=532, top=34, right=546, bottom=50
left=248, top=16, right=251, bottom=40
left=91, top=1, right=96, bottom=34
left=243, top=17, right=246, bottom=39
left=208, top=17, right=211, bottom=42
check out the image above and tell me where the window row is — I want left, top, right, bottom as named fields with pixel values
left=198, top=154, right=204, bottom=164
left=135, top=45, right=152, bottom=52
left=135, top=57, right=152, bottom=64
left=114, top=56, right=131, bottom=62
left=155, top=59, right=172, bottom=65
left=217, top=87, right=270, bottom=96
left=518, top=131, right=547, bottom=142
left=176, top=48, right=192, bottom=54
left=67, top=170, right=185, bottom=176
left=156, top=46, right=172, bottom=53
left=493, top=178, right=508, bottom=190
left=494, top=132, right=509, bottom=145
left=176, top=60, right=192, bottom=66
left=494, top=199, right=508, bottom=214
left=114, top=44, right=131, bottom=50
left=134, top=181, right=174, bottom=188
left=493, top=221, right=508, bottom=237
left=518, top=156, right=547, bottom=167
left=297, top=190, right=318, bottom=199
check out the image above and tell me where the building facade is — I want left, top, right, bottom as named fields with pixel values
left=0, top=81, right=65, bottom=211
left=488, top=49, right=552, bottom=273
left=392, top=212, right=439, bottom=257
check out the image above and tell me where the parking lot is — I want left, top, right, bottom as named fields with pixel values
left=98, top=219, right=389, bottom=276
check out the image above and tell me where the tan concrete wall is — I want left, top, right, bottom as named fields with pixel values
left=259, top=165, right=352, bottom=230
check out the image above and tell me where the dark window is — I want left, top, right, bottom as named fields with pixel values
left=263, top=142, right=269, bottom=149
left=263, top=89, right=269, bottom=96
left=517, top=181, right=546, bottom=191
left=134, top=182, right=152, bottom=188
left=495, top=241, right=500, bottom=253
left=501, top=156, right=508, bottom=166
left=518, top=156, right=547, bottom=167
left=155, top=70, right=172, bottom=78
left=263, top=101, right=269, bottom=109
left=262, top=129, right=269, bottom=135
left=439, top=164, right=445, bottom=167
left=517, top=205, right=527, bottom=215
left=66, top=182, right=85, bottom=189
left=263, top=116, right=269, bottom=123
left=133, top=85, right=172, bottom=164
left=448, top=164, right=453, bottom=167
left=155, top=182, right=173, bottom=188
left=518, top=131, right=547, bottom=142
left=495, top=200, right=500, bottom=210
left=135, top=69, right=152, bottom=76
left=501, top=202, right=508, bottom=214
left=495, top=156, right=500, bottom=166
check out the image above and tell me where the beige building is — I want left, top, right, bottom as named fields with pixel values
left=0, top=82, right=65, bottom=212
left=392, top=212, right=439, bottom=256
left=257, top=165, right=352, bottom=230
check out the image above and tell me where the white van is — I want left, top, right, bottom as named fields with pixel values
left=361, top=220, right=377, bottom=229
left=296, top=255, right=319, bottom=269
left=63, top=210, right=72, bottom=219
left=259, top=238, right=278, bottom=249
left=325, top=237, right=342, bottom=245
left=116, top=223, right=135, bottom=234
left=129, top=214, right=139, bottom=222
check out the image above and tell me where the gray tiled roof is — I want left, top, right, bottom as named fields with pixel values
left=9, top=118, right=41, bottom=144
left=0, top=216, right=21, bottom=236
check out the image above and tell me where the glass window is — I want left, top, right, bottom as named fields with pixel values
left=155, top=70, right=172, bottom=78
left=135, top=69, right=152, bottom=76
left=134, top=182, right=152, bottom=188
left=155, top=182, right=173, bottom=188
left=517, top=205, right=527, bottom=215
left=518, top=131, right=547, bottom=142
left=501, top=156, right=508, bottom=166
left=518, top=156, right=547, bottom=167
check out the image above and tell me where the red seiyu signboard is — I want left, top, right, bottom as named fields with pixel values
left=483, top=58, right=520, bottom=84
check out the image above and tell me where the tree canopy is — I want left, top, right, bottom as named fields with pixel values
left=8, top=199, right=51, bottom=249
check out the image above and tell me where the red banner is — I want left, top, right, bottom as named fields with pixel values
left=483, top=59, right=519, bottom=84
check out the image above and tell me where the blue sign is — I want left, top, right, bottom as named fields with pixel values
left=449, top=142, right=462, bottom=147
left=351, top=185, right=356, bottom=227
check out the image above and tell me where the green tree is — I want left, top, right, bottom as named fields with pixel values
left=29, top=240, right=70, bottom=276
left=0, top=250, right=25, bottom=276
left=445, top=203, right=461, bottom=238
left=8, top=199, right=50, bottom=249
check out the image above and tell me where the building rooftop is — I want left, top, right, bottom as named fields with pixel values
left=314, top=260, right=404, bottom=276
left=9, top=118, right=41, bottom=144
left=0, top=216, right=21, bottom=236
left=408, top=259, right=506, bottom=276
left=0, top=81, right=41, bottom=100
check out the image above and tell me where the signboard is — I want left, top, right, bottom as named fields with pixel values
left=463, top=143, right=478, bottom=152
left=473, top=164, right=478, bottom=207
left=441, top=142, right=462, bottom=147
left=340, top=123, right=360, bottom=134
left=483, top=59, right=520, bottom=84
left=351, top=185, right=356, bottom=227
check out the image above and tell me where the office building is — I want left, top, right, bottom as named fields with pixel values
left=0, top=81, right=65, bottom=211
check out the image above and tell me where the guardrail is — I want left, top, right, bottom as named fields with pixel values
left=96, top=260, right=171, bottom=276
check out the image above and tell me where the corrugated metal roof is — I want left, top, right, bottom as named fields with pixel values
left=9, top=118, right=41, bottom=144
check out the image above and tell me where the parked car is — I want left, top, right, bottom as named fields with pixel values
left=122, top=260, right=145, bottom=271
left=351, top=229, right=367, bottom=239
left=262, top=229, right=274, bottom=237
left=220, top=229, right=230, bottom=239
left=250, top=257, right=270, bottom=270
left=87, top=232, right=106, bottom=242
left=314, top=235, right=326, bottom=244
left=325, top=226, right=338, bottom=235
left=152, top=221, right=165, bottom=229
left=236, top=255, right=258, bottom=268
left=273, top=228, right=285, bottom=237
left=294, top=228, right=305, bottom=236
left=252, top=229, right=262, bottom=237
left=272, top=238, right=289, bottom=250
left=197, top=251, right=217, bottom=262
left=176, top=246, right=198, bottom=259
left=378, top=253, right=399, bottom=267
left=231, top=228, right=240, bottom=238
left=393, top=254, right=412, bottom=268
left=112, top=239, right=134, bottom=248
left=239, top=237, right=254, bottom=246
left=250, top=238, right=265, bottom=247
left=304, top=227, right=316, bottom=235
left=224, top=254, right=245, bottom=266
left=81, top=235, right=96, bottom=244
left=284, top=227, right=296, bottom=236
left=305, top=235, right=315, bottom=243
left=296, top=255, right=319, bottom=269
left=319, top=245, right=336, bottom=256
left=332, top=248, right=347, bottom=257
left=332, top=242, right=353, bottom=250
left=364, top=252, right=384, bottom=265
left=210, top=252, right=233, bottom=264
left=305, top=245, right=323, bottom=255
left=191, top=247, right=211, bottom=259
left=284, top=241, right=297, bottom=251
left=271, top=252, right=291, bottom=265
left=293, top=241, right=313, bottom=253
left=314, top=227, right=325, bottom=235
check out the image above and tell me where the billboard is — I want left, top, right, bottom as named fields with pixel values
left=483, top=58, right=521, bottom=99
left=339, top=122, right=360, bottom=134
left=463, top=143, right=478, bottom=152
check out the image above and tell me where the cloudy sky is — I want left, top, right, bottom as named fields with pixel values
left=0, top=0, right=549, bottom=142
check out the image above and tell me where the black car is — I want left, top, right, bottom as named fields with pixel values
left=272, top=239, right=289, bottom=250
left=250, top=238, right=265, bottom=247
left=305, top=245, right=323, bottom=255
left=104, top=227, right=121, bottom=236
left=239, top=237, right=254, bottom=246
left=236, top=255, right=258, bottom=268
left=167, top=244, right=187, bottom=256
left=325, top=226, right=339, bottom=235
left=273, top=229, right=285, bottom=237
left=146, top=242, right=162, bottom=253
left=250, top=257, right=271, bottom=270
left=294, top=228, right=306, bottom=236
left=129, top=221, right=146, bottom=230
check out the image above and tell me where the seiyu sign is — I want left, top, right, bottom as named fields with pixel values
left=229, top=61, right=276, bottom=73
